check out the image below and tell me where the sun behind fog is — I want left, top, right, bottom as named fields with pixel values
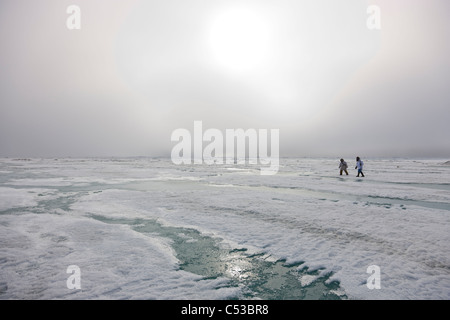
left=209, top=7, right=272, bottom=73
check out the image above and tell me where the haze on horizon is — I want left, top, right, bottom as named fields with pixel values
left=1, top=0, right=449, bottom=159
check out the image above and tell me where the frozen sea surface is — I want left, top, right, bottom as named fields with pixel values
left=0, top=157, right=449, bottom=299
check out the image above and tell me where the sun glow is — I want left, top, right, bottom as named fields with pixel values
left=209, top=7, right=272, bottom=73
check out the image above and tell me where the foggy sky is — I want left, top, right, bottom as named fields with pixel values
left=1, top=0, right=449, bottom=158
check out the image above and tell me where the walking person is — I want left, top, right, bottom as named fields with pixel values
left=355, top=156, right=365, bottom=177
left=339, top=159, right=349, bottom=176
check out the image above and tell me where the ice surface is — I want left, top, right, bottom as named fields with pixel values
left=0, top=187, right=45, bottom=211
left=1, top=158, right=449, bottom=299
left=299, top=275, right=318, bottom=287
left=0, top=213, right=238, bottom=299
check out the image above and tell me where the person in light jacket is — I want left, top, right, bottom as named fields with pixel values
left=339, top=159, right=349, bottom=176
left=355, top=156, right=365, bottom=177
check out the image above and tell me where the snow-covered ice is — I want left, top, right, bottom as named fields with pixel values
left=0, top=157, right=449, bottom=299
